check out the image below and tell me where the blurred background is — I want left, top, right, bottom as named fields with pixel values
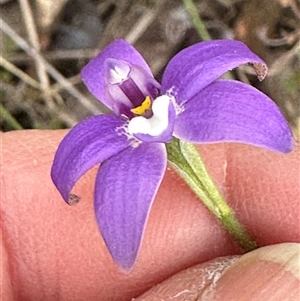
left=1, top=0, right=299, bottom=140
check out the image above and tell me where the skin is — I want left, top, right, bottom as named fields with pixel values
left=1, top=130, right=299, bottom=301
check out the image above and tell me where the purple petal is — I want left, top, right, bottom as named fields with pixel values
left=81, top=39, right=153, bottom=110
left=94, top=143, right=167, bottom=271
left=161, top=40, right=267, bottom=105
left=173, top=79, right=293, bottom=153
left=51, top=115, right=132, bottom=203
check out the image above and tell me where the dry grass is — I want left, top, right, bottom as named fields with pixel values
left=1, top=0, right=299, bottom=138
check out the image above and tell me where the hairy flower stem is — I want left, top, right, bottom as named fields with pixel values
left=166, top=137, right=257, bottom=252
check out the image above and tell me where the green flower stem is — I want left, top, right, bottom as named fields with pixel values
left=166, top=137, right=257, bottom=252
left=182, top=0, right=211, bottom=41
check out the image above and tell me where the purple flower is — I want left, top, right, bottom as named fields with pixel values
left=51, top=39, right=293, bottom=270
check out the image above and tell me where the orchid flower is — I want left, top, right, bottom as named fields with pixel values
left=51, top=39, right=293, bottom=271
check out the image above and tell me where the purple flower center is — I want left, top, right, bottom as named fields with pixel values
left=105, top=58, right=160, bottom=118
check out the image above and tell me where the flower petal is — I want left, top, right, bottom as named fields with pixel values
left=51, top=115, right=132, bottom=203
left=81, top=39, right=153, bottom=110
left=174, top=79, right=293, bottom=153
left=94, top=143, right=167, bottom=271
left=161, top=40, right=267, bottom=105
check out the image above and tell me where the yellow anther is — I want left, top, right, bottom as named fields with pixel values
left=131, top=96, right=152, bottom=115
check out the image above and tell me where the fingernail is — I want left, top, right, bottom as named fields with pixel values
left=202, top=243, right=300, bottom=301
left=136, top=256, right=239, bottom=300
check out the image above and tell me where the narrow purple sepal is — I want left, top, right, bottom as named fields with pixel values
left=161, top=40, right=267, bottom=105
left=51, top=115, right=132, bottom=203
left=174, top=79, right=293, bottom=153
left=94, top=143, right=167, bottom=271
left=81, top=39, right=153, bottom=110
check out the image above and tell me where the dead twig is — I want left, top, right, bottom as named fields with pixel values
left=268, top=41, right=300, bottom=77
left=125, top=8, right=156, bottom=44
left=10, top=49, right=99, bottom=63
left=0, top=55, right=43, bottom=90
left=18, top=0, right=50, bottom=92
left=50, top=74, right=82, bottom=95
left=0, top=56, right=78, bottom=127
left=0, top=17, right=102, bottom=115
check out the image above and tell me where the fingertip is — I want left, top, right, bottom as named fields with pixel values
left=136, top=256, right=239, bottom=300
left=136, top=243, right=300, bottom=301
left=208, top=243, right=300, bottom=301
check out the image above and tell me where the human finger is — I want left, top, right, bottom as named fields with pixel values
left=1, top=130, right=299, bottom=301
left=136, top=243, right=300, bottom=301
